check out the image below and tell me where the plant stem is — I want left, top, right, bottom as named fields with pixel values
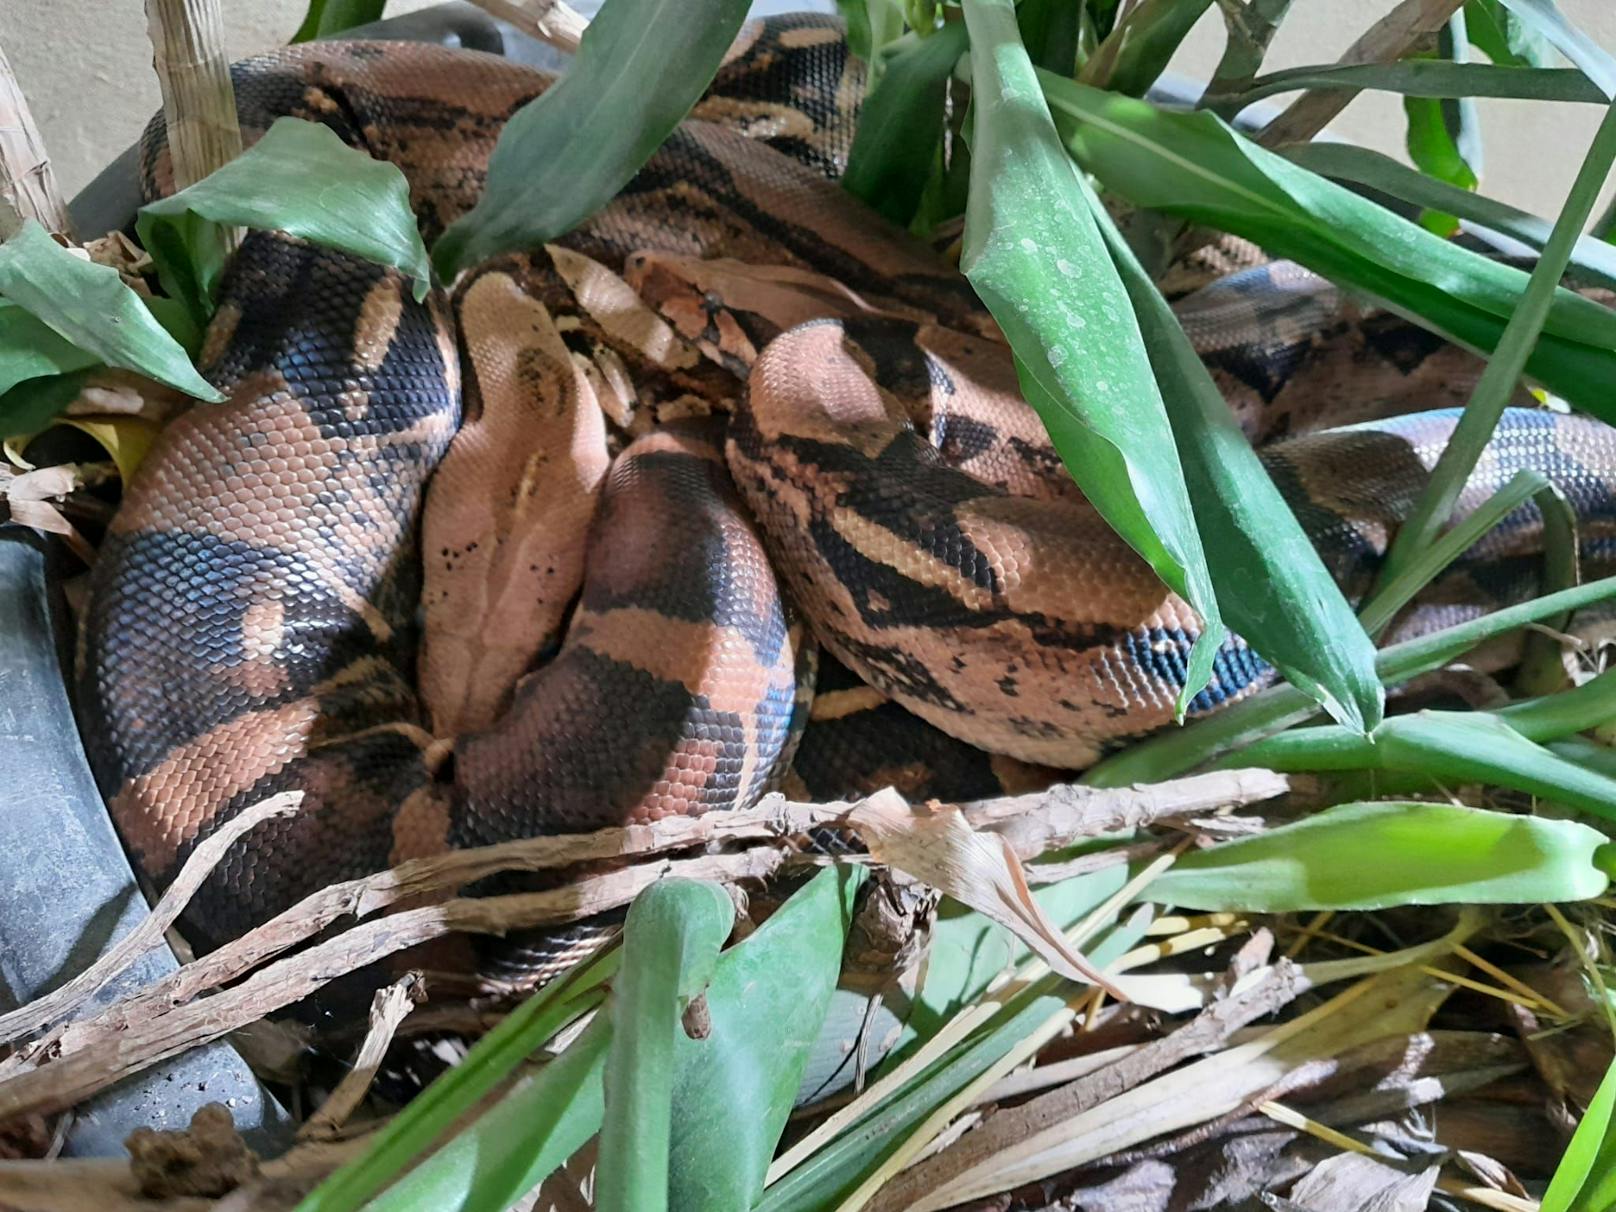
left=1378, top=98, right=1616, bottom=584
left=0, top=42, right=71, bottom=239
left=143, top=0, right=244, bottom=193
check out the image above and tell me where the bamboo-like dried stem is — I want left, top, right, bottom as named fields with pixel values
left=143, top=0, right=243, bottom=191
left=468, top=0, right=590, bottom=55
left=1257, top=0, right=1464, bottom=147
left=0, top=42, right=71, bottom=238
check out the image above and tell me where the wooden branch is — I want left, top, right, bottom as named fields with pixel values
left=467, top=0, right=589, bottom=55
left=0, top=42, right=71, bottom=238
left=298, top=975, right=420, bottom=1140
left=1257, top=0, right=1464, bottom=147
left=143, top=0, right=243, bottom=190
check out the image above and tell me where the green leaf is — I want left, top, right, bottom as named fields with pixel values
left=1039, top=74, right=1616, bottom=420
left=836, top=0, right=907, bottom=66
left=842, top=22, right=968, bottom=227
left=1492, top=0, right=1616, bottom=96
left=432, top=0, right=753, bottom=280
left=0, top=300, right=99, bottom=400
left=1147, top=800, right=1612, bottom=912
left=298, top=952, right=618, bottom=1212
left=669, top=867, right=864, bottom=1210
left=960, top=0, right=1226, bottom=713
left=366, top=1014, right=612, bottom=1212
left=0, top=222, right=222, bottom=403
left=1084, top=0, right=1215, bottom=97
left=0, top=370, right=94, bottom=437
left=1211, top=60, right=1603, bottom=108
left=292, top=0, right=385, bottom=42
left=1466, top=0, right=1557, bottom=69
left=1544, top=1053, right=1616, bottom=1212
left=1091, top=197, right=1382, bottom=733
left=1229, top=710, right=1616, bottom=822
left=596, top=879, right=735, bottom=1212
left=1406, top=15, right=1481, bottom=237
left=136, top=117, right=431, bottom=324
left=1086, top=574, right=1616, bottom=785
left=1284, top=142, right=1616, bottom=291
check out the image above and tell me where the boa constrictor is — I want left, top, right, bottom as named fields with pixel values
left=79, top=13, right=1616, bottom=958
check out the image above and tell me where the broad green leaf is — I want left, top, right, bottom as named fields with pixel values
left=1092, top=197, right=1382, bottom=733
left=1228, top=710, right=1616, bottom=822
left=1083, top=0, right=1215, bottom=96
left=1466, top=0, right=1557, bottom=69
left=1147, top=800, right=1613, bottom=912
left=835, top=0, right=907, bottom=67
left=1016, top=0, right=1081, bottom=74
left=669, top=867, right=864, bottom=1210
left=0, top=371, right=93, bottom=437
left=842, top=22, right=968, bottom=226
left=755, top=911, right=1150, bottom=1212
left=366, top=1014, right=612, bottom=1212
left=1285, top=142, right=1616, bottom=291
left=0, top=222, right=222, bottom=403
left=596, top=879, right=735, bottom=1212
left=1211, top=60, right=1603, bottom=108
left=1086, top=574, right=1616, bottom=785
left=1039, top=76, right=1616, bottom=420
left=1492, top=0, right=1616, bottom=96
left=137, top=117, right=431, bottom=324
left=0, top=300, right=100, bottom=403
left=1543, top=1054, right=1616, bottom=1212
left=292, top=0, right=386, bottom=42
left=1403, top=17, right=1482, bottom=236
left=432, top=0, right=752, bottom=279
left=298, top=952, right=618, bottom=1212
left=960, top=0, right=1225, bottom=713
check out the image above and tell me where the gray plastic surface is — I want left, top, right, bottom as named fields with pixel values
left=0, top=528, right=292, bottom=1157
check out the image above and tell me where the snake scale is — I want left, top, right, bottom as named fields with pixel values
left=78, top=13, right=1616, bottom=960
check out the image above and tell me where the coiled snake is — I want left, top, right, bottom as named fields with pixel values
left=79, top=14, right=1616, bottom=958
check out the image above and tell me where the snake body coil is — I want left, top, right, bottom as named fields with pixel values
left=79, top=17, right=1616, bottom=955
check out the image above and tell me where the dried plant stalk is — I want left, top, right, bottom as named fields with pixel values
left=143, top=0, right=243, bottom=191
left=1257, top=0, right=1464, bottom=147
left=0, top=42, right=71, bottom=238
left=469, top=0, right=589, bottom=54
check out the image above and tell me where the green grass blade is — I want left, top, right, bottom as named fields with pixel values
left=292, top=0, right=386, bottom=42
left=1091, top=197, right=1382, bottom=732
left=432, top=0, right=751, bottom=279
left=365, top=1014, right=612, bottom=1212
left=298, top=950, right=619, bottom=1211
left=669, top=866, right=864, bottom=1209
left=1544, top=1053, right=1616, bottom=1212
left=1284, top=142, right=1616, bottom=291
left=960, top=0, right=1226, bottom=713
left=1146, top=800, right=1612, bottom=912
left=1226, top=710, right=1616, bottom=820
left=0, top=221, right=222, bottom=403
left=1466, top=0, right=1557, bottom=70
left=137, top=117, right=431, bottom=325
left=596, top=879, right=735, bottom=1212
left=1492, top=0, right=1616, bottom=96
left=1085, top=574, right=1616, bottom=785
left=1358, top=469, right=1550, bottom=637
left=1380, top=97, right=1616, bottom=581
left=1038, top=75, right=1616, bottom=418
left=841, top=22, right=968, bottom=226
left=1213, top=61, right=1603, bottom=108
left=1082, top=0, right=1215, bottom=97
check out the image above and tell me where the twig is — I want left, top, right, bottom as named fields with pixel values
left=0, top=849, right=782, bottom=1121
left=143, top=0, right=243, bottom=191
left=466, top=0, right=589, bottom=54
left=0, top=42, right=71, bottom=238
left=1256, top=0, right=1464, bottom=147
left=0, top=793, right=301, bottom=1047
left=299, top=975, right=421, bottom=1141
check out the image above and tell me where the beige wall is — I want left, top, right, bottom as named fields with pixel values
left=3, top=0, right=1614, bottom=220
